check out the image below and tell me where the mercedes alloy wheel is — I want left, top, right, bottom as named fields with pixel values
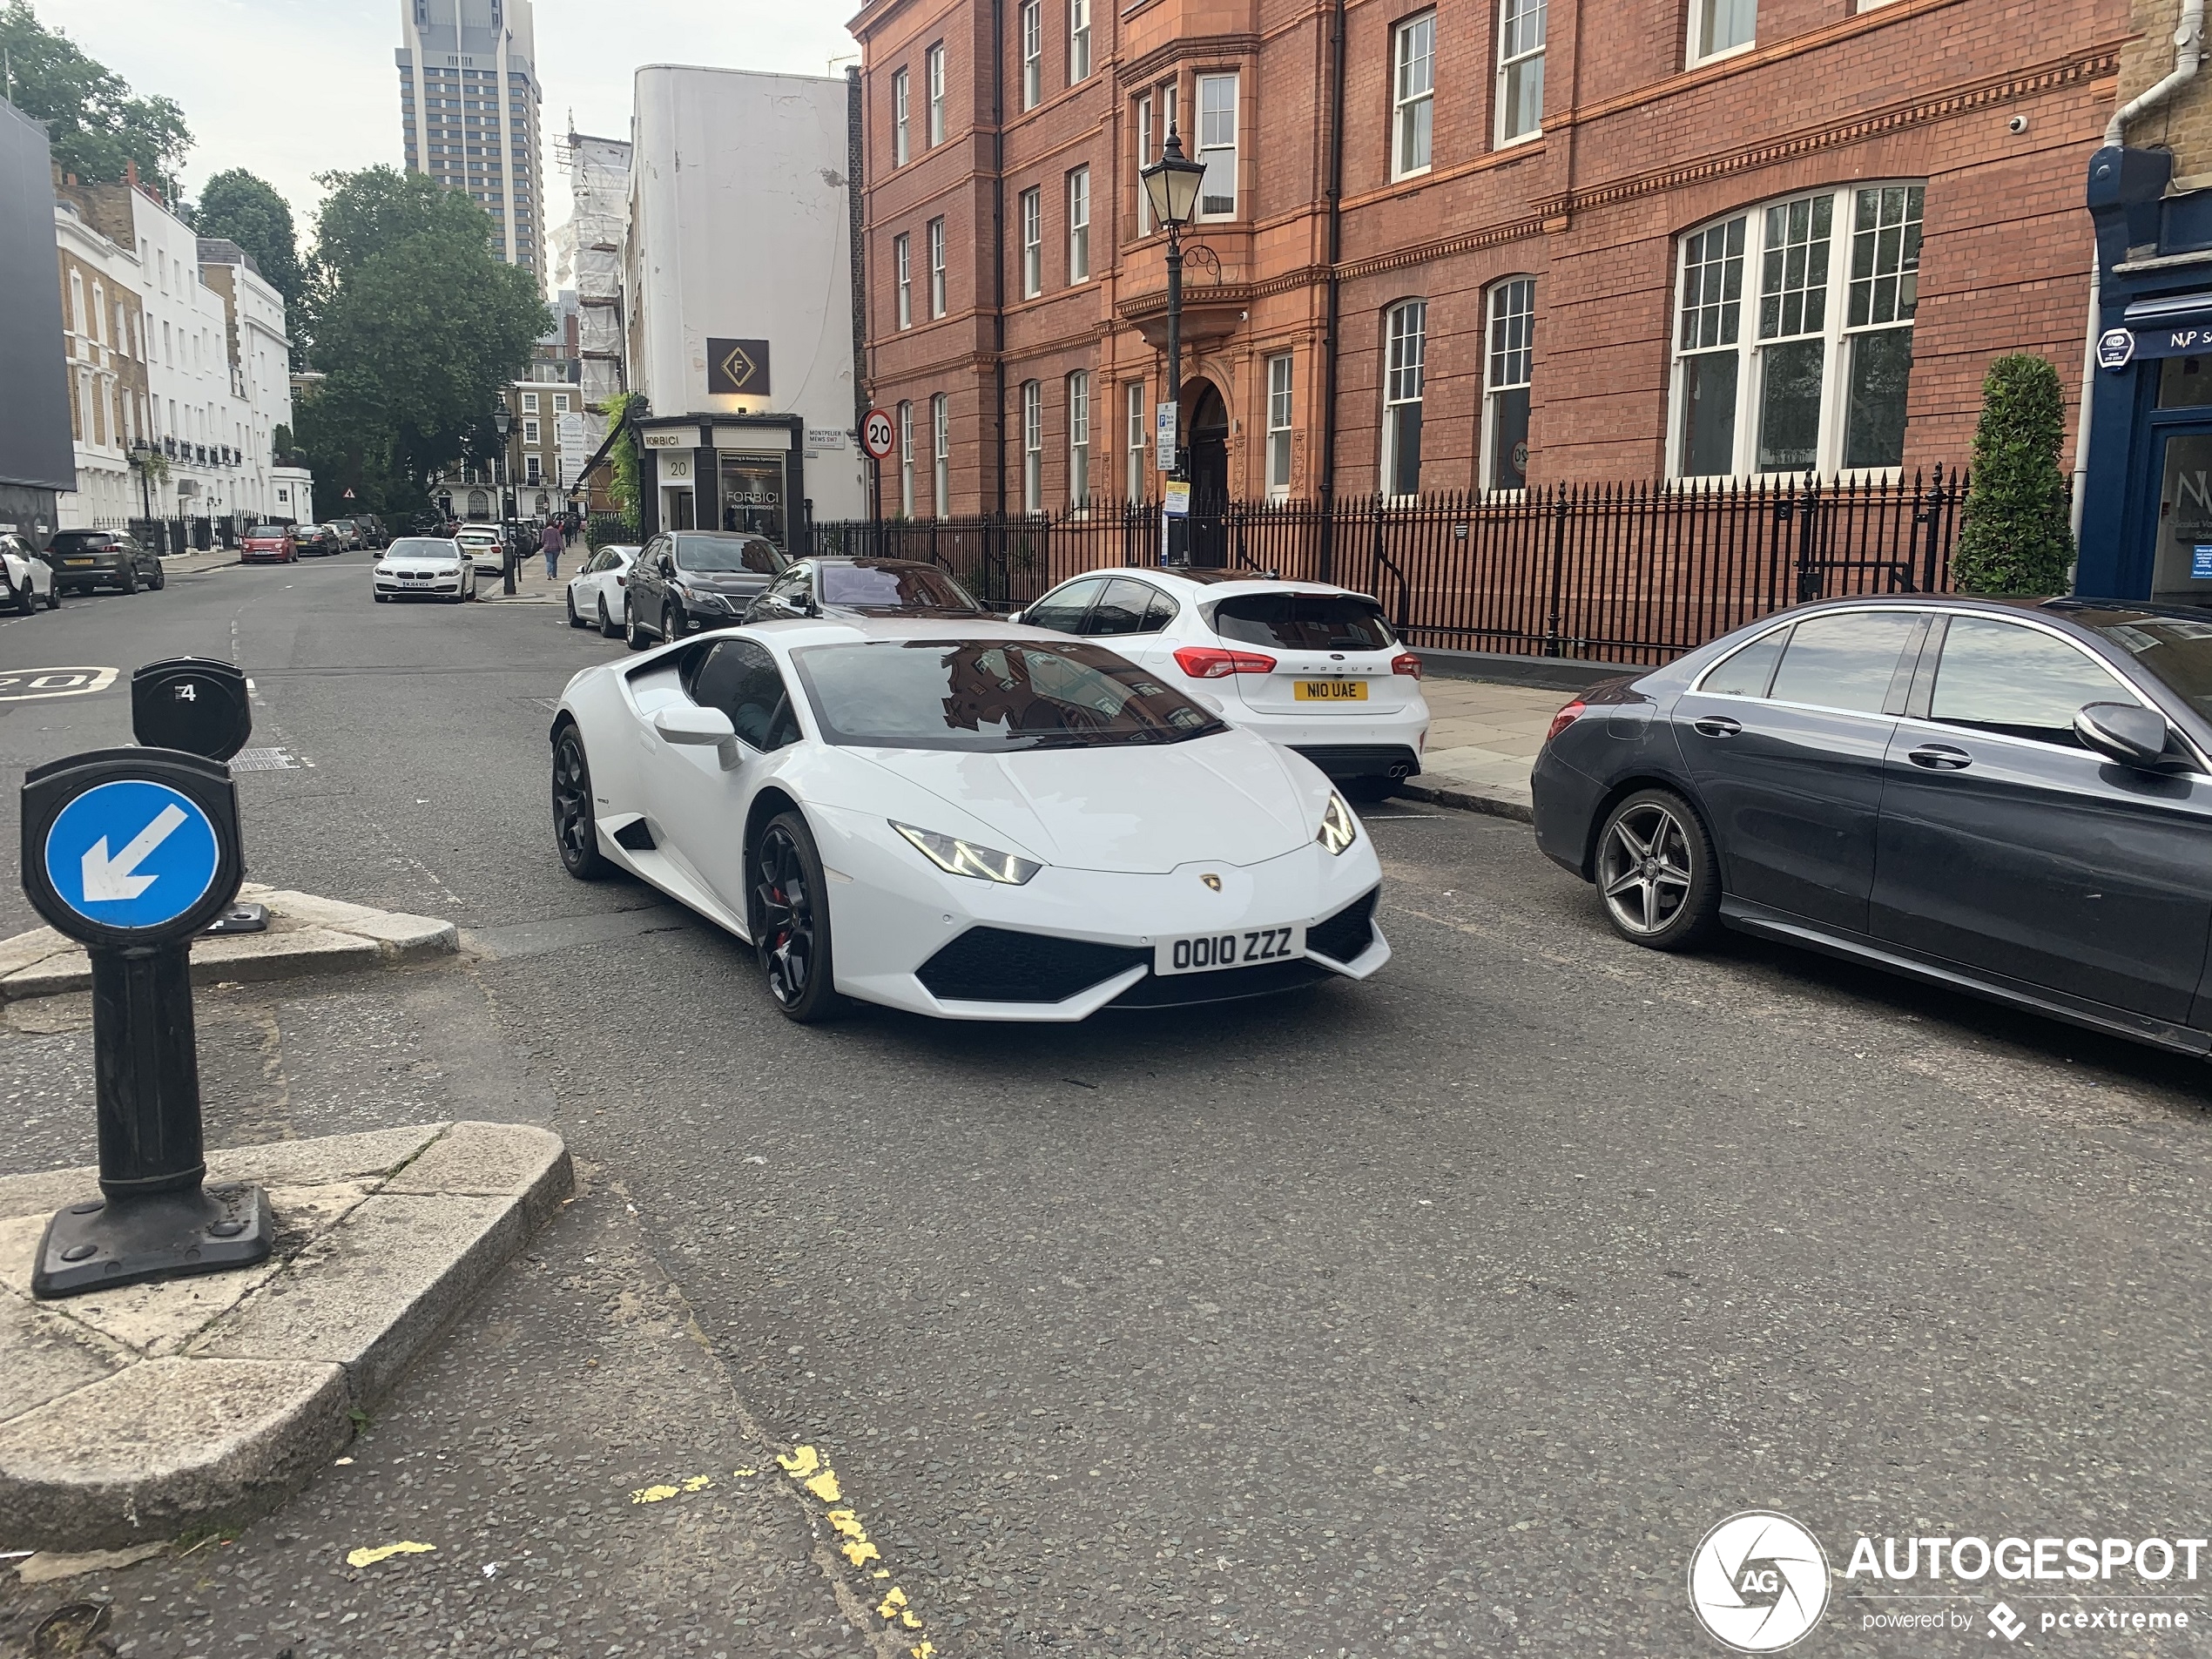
left=1594, top=788, right=1720, bottom=951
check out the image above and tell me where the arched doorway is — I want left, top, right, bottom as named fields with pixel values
left=1183, top=380, right=1230, bottom=567
left=466, top=488, right=490, bottom=520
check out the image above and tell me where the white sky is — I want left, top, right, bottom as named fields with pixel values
left=34, top=0, right=858, bottom=253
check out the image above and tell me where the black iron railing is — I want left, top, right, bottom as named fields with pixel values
left=811, top=468, right=1967, bottom=666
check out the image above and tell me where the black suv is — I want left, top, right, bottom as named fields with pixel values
left=623, top=531, right=788, bottom=651
left=44, top=529, right=165, bottom=595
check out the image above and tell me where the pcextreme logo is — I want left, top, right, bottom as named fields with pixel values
left=1689, top=1511, right=1832, bottom=1652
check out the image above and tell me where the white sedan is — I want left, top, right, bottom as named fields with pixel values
left=566, top=543, right=639, bottom=637
left=1015, top=570, right=1430, bottom=799
left=455, top=523, right=507, bottom=576
left=373, top=536, right=478, bottom=603
left=549, top=617, right=1389, bottom=1022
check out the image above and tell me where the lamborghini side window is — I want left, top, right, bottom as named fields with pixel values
left=694, top=638, right=801, bottom=751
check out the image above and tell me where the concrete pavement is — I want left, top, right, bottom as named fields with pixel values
left=0, top=550, right=2208, bottom=1656
left=1406, top=677, right=1575, bottom=820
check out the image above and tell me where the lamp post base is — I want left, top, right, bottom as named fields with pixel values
left=31, top=1182, right=274, bottom=1299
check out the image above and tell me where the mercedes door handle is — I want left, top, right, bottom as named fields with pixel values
left=1907, top=744, right=1973, bottom=771
left=1691, top=716, right=1742, bottom=738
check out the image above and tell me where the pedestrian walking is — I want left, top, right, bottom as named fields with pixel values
left=540, top=518, right=563, bottom=579
left=563, top=508, right=581, bottom=549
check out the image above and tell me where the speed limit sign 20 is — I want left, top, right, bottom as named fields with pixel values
left=861, top=408, right=896, bottom=461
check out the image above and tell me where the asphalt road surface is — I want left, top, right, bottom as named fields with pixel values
left=1, top=551, right=2208, bottom=1657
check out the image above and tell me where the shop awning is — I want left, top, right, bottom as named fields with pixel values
left=2121, top=293, right=2212, bottom=358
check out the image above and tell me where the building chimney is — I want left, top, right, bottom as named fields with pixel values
left=125, top=158, right=138, bottom=187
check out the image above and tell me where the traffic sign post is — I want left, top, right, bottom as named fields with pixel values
left=21, top=664, right=270, bottom=1298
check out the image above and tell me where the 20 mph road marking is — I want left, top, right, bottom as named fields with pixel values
left=80, top=805, right=187, bottom=901
left=0, top=667, right=119, bottom=701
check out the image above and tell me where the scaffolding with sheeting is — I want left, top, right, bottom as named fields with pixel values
left=556, top=131, right=632, bottom=408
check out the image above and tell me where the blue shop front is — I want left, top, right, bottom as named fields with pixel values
left=2081, top=145, right=2212, bottom=604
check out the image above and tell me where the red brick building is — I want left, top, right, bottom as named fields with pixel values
left=848, top=0, right=2125, bottom=518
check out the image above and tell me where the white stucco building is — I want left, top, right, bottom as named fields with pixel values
left=51, top=185, right=144, bottom=529
left=622, top=65, right=864, bottom=543
left=55, top=177, right=296, bottom=529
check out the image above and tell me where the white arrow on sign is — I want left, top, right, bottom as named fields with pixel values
left=80, top=804, right=188, bottom=901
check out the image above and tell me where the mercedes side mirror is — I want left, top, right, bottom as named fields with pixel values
left=2074, top=701, right=2183, bottom=771
left=1008, top=609, right=1025, bottom=625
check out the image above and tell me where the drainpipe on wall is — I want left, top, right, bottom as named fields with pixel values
left=2075, top=0, right=2205, bottom=539
left=1316, top=0, right=1347, bottom=583
left=991, top=0, right=1009, bottom=516
left=847, top=66, right=873, bottom=526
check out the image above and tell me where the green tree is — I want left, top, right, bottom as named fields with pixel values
left=294, top=167, right=548, bottom=519
left=0, top=2, right=189, bottom=197
left=193, top=169, right=304, bottom=313
left=1952, top=354, right=2077, bottom=596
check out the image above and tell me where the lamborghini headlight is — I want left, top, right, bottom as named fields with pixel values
left=891, top=821, right=1043, bottom=885
left=1316, top=792, right=1359, bottom=856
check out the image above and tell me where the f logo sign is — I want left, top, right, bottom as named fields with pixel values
left=706, top=337, right=772, bottom=396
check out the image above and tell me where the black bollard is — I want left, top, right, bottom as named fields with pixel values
left=22, top=664, right=270, bottom=1298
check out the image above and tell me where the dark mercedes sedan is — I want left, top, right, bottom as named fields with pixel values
left=1532, top=596, right=2212, bottom=1057
left=742, top=556, right=986, bottom=624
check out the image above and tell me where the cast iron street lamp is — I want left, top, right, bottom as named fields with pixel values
left=1139, top=129, right=1206, bottom=566
left=492, top=404, right=518, bottom=594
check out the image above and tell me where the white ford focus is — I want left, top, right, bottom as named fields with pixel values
left=549, top=617, right=1389, bottom=1022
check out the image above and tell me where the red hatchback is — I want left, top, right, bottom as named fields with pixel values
left=241, top=524, right=297, bottom=563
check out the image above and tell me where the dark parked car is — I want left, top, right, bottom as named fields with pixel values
left=1532, top=595, right=2212, bottom=1058
left=742, top=556, right=985, bottom=623
left=293, top=523, right=341, bottom=556
left=44, top=529, right=165, bottom=594
left=623, top=530, right=788, bottom=651
left=352, top=514, right=388, bottom=549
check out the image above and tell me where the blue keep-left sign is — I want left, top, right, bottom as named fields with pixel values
left=42, top=779, right=220, bottom=932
